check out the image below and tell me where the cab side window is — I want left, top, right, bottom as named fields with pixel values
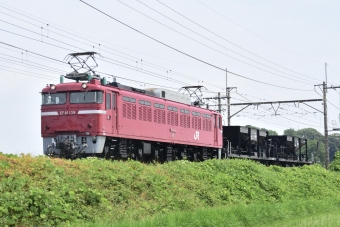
left=106, top=93, right=111, bottom=110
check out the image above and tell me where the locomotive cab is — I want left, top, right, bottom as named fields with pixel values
left=41, top=78, right=109, bottom=158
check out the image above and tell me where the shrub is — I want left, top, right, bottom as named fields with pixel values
left=1, top=154, right=340, bottom=226
left=330, top=151, right=340, bottom=171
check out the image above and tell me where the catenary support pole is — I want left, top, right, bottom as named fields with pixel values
left=218, top=92, right=221, bottom=113
left=226, top=68, right=231, bottom=126
left=323, top=81, right=329, bottom=169
left=325, top=63, right=328, bottom=92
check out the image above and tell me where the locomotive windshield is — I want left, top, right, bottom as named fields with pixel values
left=70, top=91, right=103, bottom=104
left=42, top=93, right=66, bottom=105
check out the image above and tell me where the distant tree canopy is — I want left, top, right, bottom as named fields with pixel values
left=283, top=128, right=324, bottom=141
left=329, top=134, right=340, bottom=162
left=306, top=140, right=325, bottom=165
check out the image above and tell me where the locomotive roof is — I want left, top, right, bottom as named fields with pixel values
left=41, top=80, right=220, bottom=114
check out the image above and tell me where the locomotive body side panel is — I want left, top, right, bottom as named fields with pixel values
left=115, top=89, right=222, bottom=148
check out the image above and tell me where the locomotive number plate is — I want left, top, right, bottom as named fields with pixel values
left=59, top=111, right=77, bottom=115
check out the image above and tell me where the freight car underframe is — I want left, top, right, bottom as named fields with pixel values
left=44, top=134, right=310, bottom=166
left=44, top=134, right=222, bottom=162
left=222, top=126, right=311, bottom=166
left=224, top=138, right=310, bottom=167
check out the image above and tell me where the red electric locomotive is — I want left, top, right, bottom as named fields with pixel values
left=41, top=53, right=223, bottom=161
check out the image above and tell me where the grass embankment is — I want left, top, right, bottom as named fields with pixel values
left=1, top=153, right=340, bottom=226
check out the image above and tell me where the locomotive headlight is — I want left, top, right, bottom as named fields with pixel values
left=81, top=83, right=87, bottom=89
left=50, top=84, right=56, bottom=90
left=92, top=136, right=97, bottom=144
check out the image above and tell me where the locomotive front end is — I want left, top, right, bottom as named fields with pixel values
left=41, top=79, right=107, bottom=158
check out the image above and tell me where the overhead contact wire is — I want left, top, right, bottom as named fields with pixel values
left=79, top=0, right=313, bottom=92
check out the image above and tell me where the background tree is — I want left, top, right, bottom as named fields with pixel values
left=283, top=128, right=298, bottom=137
left=306, top=140, right=325, bottom=165
left=284, top=128, right=324, bottom=141
left=329, top=151, right=340, bottom=171
left=296, top=128, right=324, bottom=141
left=329, top=134, right=340, bottom=162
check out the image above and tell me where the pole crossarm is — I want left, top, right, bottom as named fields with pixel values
left=204, top=96, right=228, bottom=100
left=229, top=105, right=250, bottom=119
left=327, top=86, right=340, bottom=89
left=315, top=84, right=340, bottom=90
left=230, top=99, right=322, bottom=106
left=302, top=103, right=323, bottom=114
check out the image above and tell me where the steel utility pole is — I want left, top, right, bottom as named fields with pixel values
left=218, top=92, right=221, bottom=113
left=323, top=81, right=329, bottom=169
left=325, top=63, right=328, bottom=92
left=205, top=66, right=235, bottom=121
left=226, top=68, right=231, bottom=126
left=205, top=88, right=236, bottom=116
left=314, top=82, right=340, bottom=169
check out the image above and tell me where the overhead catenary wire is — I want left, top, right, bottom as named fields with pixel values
left=0, top=18, right=225, bottom=89
left=152, top=0, right=321, bottom=83
left=233, top=92, right=322, bottom=127
left=0, top=42, right=196, bottom=91
left=0, top=53, right=66, bottom=73
left=315, top=91, right=340, bottom=111
left=234, top=75, right=323, bottom=122
left=0, top=3, right=215, bottom=68
left=0, top=66, right=59, bottom=81
left=0, top=29, right=195, bottom=88
left=1, top=1, right=336, bottom=91
left=0, top=13, right=225, bottom=89
left=117, top=0, right=317, bottom=85
left=241, top=115, right=295, bottom=129
left=0, top=2, right=334, bottom=131
left=79, top=0, right=314, bottom=92
left=2, top=20, right=310, bottom=92
left=195, top=0, right=323, bottom=64
left=0, top=44, right=223, bottom=96
left=229, top=106, right=295, bottom=129
left=205, top=89, right=322, bottom=128
left=327, top=64, right=340, bottom=79
left=0, top=4, right=326, bottom=89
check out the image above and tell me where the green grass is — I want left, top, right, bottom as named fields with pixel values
left=77, top=198, right=340, bottom=227
left=268, top=212, right=340, bottom=227
left=1, top=153, right=340, bottom=226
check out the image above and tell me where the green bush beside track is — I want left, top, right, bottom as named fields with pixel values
left=0, top=153, right=340, bottom=226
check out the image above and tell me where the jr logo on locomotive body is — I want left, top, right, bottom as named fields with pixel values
left=194, top=131, right=200, bottom=140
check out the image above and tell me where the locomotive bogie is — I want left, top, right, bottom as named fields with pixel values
left=100, top=137, right=220, bottom=162
left=43, top=135, right=106, bottom=158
